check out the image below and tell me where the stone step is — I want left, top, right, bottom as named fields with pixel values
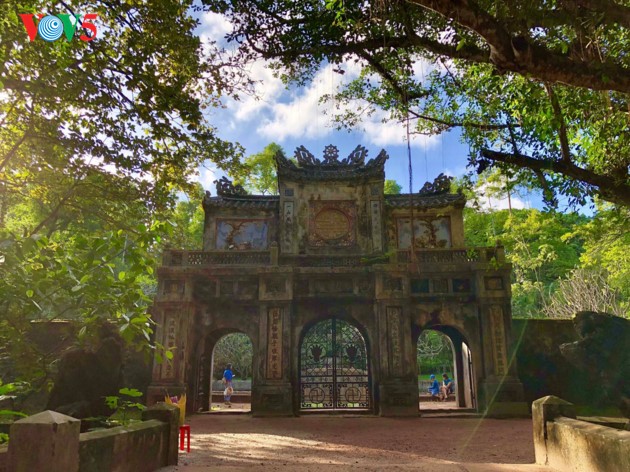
left=211, top=392, right=251, bottom=404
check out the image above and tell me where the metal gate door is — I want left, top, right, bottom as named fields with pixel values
left=300, top=318, right=370, bottom=410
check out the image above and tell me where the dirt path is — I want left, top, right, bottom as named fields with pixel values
left=158, top=415, right=553, bottom=471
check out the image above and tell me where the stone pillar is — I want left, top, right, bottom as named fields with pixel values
left=148, top=301, right=197, bottom=405
left=8, top=410, right=80, bottom=472
left=142, top=402, right=181, bottom=466
left=532, top=396, right=576, bottom=466
left=478, top=300, right=527, bottom=416
left=452, top=341, right=466, bottom=407
left=252, top=286, right=294, bottom=416
left=377, top=304, right=418, bottom=416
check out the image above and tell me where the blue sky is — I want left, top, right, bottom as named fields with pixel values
left=195, top=12, right=536, bottom=211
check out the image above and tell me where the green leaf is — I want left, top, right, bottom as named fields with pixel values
left=0, top=410, right=28, bottom=418
left=119, top=387, right=143, bottom=398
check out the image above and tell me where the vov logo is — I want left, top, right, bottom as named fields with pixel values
left=19, top=13, right=98, bottom=42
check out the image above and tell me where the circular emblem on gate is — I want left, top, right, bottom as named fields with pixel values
left=313, top=208, right=350, bottom=241
left=309, top=387, right=326, bottom=403
left=344, top=386, right=361, bottom=403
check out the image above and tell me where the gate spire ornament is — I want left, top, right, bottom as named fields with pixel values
left=322, top=145, right=339, bottom=164
left=418, top=173, right=453, bottom=196
left=291, top=144, right=374, bottom=167
left=214, top=176, right=246, bottom=197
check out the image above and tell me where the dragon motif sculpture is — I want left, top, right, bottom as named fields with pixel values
left=418, top=173, right=453, bottom=196
left=291, top=144, right=380, bottom=167
left=214, top=176, right=246, bottom=196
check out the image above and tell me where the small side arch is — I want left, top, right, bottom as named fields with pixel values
left=190, top=328, right=255, bottom=413
left=413, top=323, right=477, bottom=409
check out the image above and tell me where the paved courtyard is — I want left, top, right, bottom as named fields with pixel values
left=159, top=414, right=553, bottom=471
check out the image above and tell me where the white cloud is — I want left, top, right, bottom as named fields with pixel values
left=195, top=166, right=219, bottom=192
left=443, top=166, right=469, bottom=178
left=475, top=183, right=529, bottom=211
left=199, top=12, right=232, bottom=42
left=361, top=109, right=440, bottom=149
left=195, top=13, right=450, bottom=158
left=257, top=79, right=332, bottom=140
left=253, top=62, right=442, bottom=149
left=229, top=60, right=287, bottom=123
left=252, top=63, right=349, bottom=140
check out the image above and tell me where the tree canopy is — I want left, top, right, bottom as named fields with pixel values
left=384, top=179, right=403, bottom=194
left=210, top=0, right=630, bottom=208
left=0, top=0, right=249, bottom=382
left=463, top=203, right=628, bottom=318
left=1, top=0, right=246, bottom=238
left=231, top=143, right=282, bottom=195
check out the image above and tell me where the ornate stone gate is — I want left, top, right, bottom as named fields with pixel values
left=148, top=144, right=526, bottom=416
left=299, top=318, right=371, bottom=410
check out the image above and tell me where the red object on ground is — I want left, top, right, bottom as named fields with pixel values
left=179, top=424, right=191, bottom=453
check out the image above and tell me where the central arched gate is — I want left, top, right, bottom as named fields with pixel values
left=299, top=318, right=371, bottom=410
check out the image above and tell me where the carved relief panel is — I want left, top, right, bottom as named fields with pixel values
left=489, top=305, right=508, bottom=376
left=370, top=200, right=383, bottom=251
left=308, top=200, right=357, bottom=247
left=216, top=219, right=269, bottom=250
left=397, top=217, right=452, bottom=249
left=282, top=202, right=294, bottom=252
left=266, top=307, right=283, bottom=380
left=387, top=306, right=403, bottom=376
left=161, top=314, right=178, bottom=380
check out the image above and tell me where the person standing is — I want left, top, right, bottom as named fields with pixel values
left=223, top=363, right=234, bottom=406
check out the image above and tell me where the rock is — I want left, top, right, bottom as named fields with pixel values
left=0, top=395, right=15, bottom=410
left=46, top=322, right=123, bottom=418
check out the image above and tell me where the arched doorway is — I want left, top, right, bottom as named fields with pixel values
left=414, top=326, right=476, bottom=410
left=209, top=333, right=253, bottom=411
left=192, top=330, right=254, bottom=413
left=299, top=318, right=371, bottom=411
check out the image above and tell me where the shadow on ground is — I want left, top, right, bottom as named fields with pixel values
left=159, top=415, right=552, bottom=471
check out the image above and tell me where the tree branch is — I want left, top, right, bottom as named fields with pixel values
left=481, top=149, right=630, bottom=206
left=572, top=0, right=630, bottom=29
left=406, top=109, right=514, bottom=131
left=358, top=51, right=428, bottom=102
left=406, top=0, right=630, bottom=93
left=0, top=126, right=31, bottom=172
left=252, top=34, right=489, bottom=67
left=544, top=83, right=573, bottom=164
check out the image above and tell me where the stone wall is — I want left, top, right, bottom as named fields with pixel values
left=533, top=396, right=630, bottom=472
left=6, top=403, right=179, bottom=472
left=0, top=445, right=6, bottom=472
left=79, top=420, right=169, bottom=471
left=511, top=319, right=605, bottom=406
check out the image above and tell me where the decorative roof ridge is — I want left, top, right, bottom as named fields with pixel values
left=208, top=194, right=279, bottom=201
left=384, top=192, right=466, bottom=208
left=275, top=144, right=388, bottom=170
left=384, top=192, right=464, bottom=199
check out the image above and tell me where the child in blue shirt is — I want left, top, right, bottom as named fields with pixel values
left=440, top=373, right=454, bottom=401
left=223, top=364, right=234, bottom=406
left=428, top=374, right=440, bottom=400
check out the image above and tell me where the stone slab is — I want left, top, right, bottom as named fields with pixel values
left=8, top=410, right=80, bottom=472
